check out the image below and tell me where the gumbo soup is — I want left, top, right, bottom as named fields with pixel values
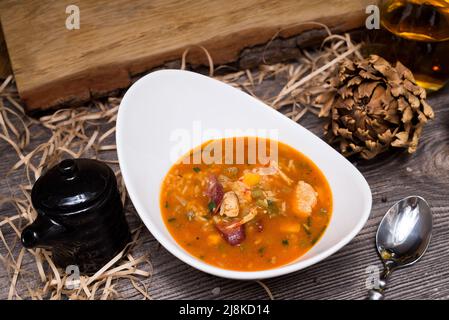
left=160, top=137, right=332, bottom=271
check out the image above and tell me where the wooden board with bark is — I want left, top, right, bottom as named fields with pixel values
left=0, top=0, right=367, bottom=112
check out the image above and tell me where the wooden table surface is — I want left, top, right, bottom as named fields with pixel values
left=1, top=77, right=448, bottom=300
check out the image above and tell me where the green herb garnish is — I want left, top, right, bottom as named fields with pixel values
left=306, top=216, right=312, bottom=227
left=282, top=239, right=289, bottom=246
left=258, top=247, right=266, bottom=256
left=224, top=167, right=239, bottom=178
left=267, top=200, right=279, bottom=216
left=256, top=199, right=268, bottom=208
left=208, top=201, right=216, bottom=212
left=303, top=224, right=311, bottom=236
left=251, top=188, right=264, bottom=199
left=311, top=227, right=327, bottom=244
left=193, top=167, right=201, bottom=173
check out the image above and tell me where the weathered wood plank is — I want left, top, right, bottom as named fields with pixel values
left=0, top=80, right=448, bottom=300
left=0, top=0, right=366, bottom=111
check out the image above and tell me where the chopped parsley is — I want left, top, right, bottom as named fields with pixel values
left=208, top=201, right=217, bottom=212
left=306, top=216, right=312, bottom=227
left=267, top=200, right=279, bottom=216
left=251, top=188, right=264, bottom=199
left=303, top=224, right=311, bottom=236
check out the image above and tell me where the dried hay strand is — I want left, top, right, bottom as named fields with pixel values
left=1, top=29, right=362, bottom=299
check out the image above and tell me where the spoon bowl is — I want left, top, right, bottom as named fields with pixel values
left=368, top=196, right=433, bottom=299
left=377, top=196, right=433, bottom=268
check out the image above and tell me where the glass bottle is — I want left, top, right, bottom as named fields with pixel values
left=368, top=0, right=449, bottom=91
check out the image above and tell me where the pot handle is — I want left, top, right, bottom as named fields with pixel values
left=21, top=215, right=66, bottom=249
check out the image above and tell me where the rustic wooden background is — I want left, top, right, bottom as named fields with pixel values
left=0, top=0, right=366, bottom=111
left=0, top=73, right=448, bottom=299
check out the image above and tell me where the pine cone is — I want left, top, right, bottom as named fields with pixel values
left=317, top=55, right=434, bottom=160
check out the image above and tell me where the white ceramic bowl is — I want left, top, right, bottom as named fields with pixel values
left=116, top=69, right=372, bottom=280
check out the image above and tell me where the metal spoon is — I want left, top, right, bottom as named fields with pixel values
left=367, top=196, right=433, bottom=300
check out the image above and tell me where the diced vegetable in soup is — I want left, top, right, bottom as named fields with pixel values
left=160, top=137, right=332, bottom=271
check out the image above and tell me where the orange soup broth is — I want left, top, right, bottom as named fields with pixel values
left=160, top=137, right=332, bottom=271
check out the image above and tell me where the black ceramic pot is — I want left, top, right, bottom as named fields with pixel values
left=21, top=158, right=131, bottom=274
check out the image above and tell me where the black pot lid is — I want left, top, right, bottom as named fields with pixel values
left=31, top=158, right=113, bottom=214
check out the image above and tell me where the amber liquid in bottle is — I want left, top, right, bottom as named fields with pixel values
left=370, top=0, right=449, bottom=91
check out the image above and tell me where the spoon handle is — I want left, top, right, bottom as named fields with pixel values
left=367, top=268, right=391, bottom=300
